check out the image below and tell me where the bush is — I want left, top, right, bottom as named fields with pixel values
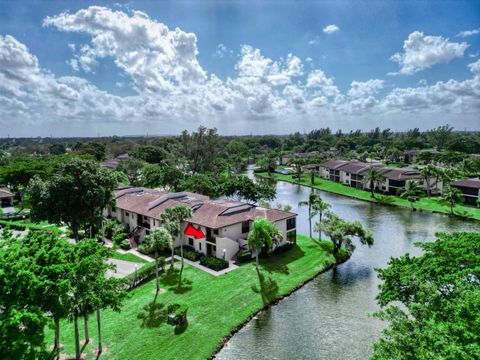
left=104, top=219, right=118, bottom=239
left=175, top=246, right=201, bottom=261
left=167, top=303, right=188, bottom=326
left=199, top=255, right=229, bottom=271
left=113, top=233, right=125, bottom=246
left=137, top=244, right=153, bottom=255
left=119, top=240, right=131, bottom=250
left=236, top=250, right=252, bottom=263
left=274, top=242, right=293, bottom=254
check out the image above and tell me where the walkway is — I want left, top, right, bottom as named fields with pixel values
left=166, top=255, right=239, bottom=277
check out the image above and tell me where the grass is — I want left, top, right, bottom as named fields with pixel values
left=259, top=172, right=480, bottom=220
left=0, top=218, right=62, bottom=233
left=45, top=235, right=335, bottom=359
left=112, top=251, right=149, bottom=264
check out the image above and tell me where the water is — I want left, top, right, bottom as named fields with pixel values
left=216, top=166, right=480, bottom=360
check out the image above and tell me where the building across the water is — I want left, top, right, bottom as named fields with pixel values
left=451, top=178, right=480, bottom=206
left=105, top=186, right=297, bottom=261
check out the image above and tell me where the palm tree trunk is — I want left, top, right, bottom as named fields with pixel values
left=54, top=317, right=60, bottom=360
left=155, top=250, right=159, bottom=293
left=308, top=206, right=312, bottom=238
left=96, top=309, right=102, bottom=355
left=255, top=246, right=259, bottom=272
left=318, top=212, right=322, bottom=241
left=84, top=314, right=89, bottom=344
left=74, top=315, right=80, bottom=360
left=170, top=244, right=175, bottom=269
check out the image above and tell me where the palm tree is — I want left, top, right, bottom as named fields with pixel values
left=144, top=227, right=171, bottom=293
left=294, top=162, right=303, bottom=180
left=420, top=164, right=435, bottom=197
left=298, top=190, right=318, bottom=238
left=247, top=217, right=282, bottom=272
left=440, top=185, right=464, bottom=214
left=363, top=167, right=383, bottom=198
left=310, top=170, right=316, bottom=185
left=399, top=180, right=422, bottom=210
left=160, top=205, right=193, bottom=276
left=310, top=196, right=331, bottom=240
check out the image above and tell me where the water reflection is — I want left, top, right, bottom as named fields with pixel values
left=216, top=167, right=479, bottom=360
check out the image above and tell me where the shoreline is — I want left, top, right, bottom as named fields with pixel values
left=209, top=256, right=348, bottom=359
left=255, top=172, right=480, bottom=221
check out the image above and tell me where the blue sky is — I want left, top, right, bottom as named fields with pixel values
left=0, top=0, right=479, bottom=136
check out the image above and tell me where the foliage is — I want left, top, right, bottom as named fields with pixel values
left=372, top=232, right=480, bottom=359
left=199, top=255, right=229, bottom=271
left=248, top=217, right=282, bottom=271
left=316, top=212, right=374, bottom=262
left=399, top=180, right=422, bottom=210
left=28, top=159, right=116, bottom=241
left=175, top=246, right=202, bottom=261
left=362, top=167, right=383, bottom=198
left=440, top=185, right=464, bottom=214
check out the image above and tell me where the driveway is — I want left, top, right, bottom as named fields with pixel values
left=107, top=258, right=143, bottom=278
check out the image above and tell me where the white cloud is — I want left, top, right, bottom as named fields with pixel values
left=213, top=43, right=232, bottom=58
left=457, top=28, right=480, bottom=37
left=323, top=24, right=339, bottom=34
left=390, top=31, right=469, bottom=75
left=0, top=7, right=479, bottom=135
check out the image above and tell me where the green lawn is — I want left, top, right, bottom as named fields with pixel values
left=112, top=251, right=149, bottom=264
left=260, top=172, right=480, bottom=220
left=0, top=218, right=62, bottom=233
left=46, top=235, right=335, bottom=359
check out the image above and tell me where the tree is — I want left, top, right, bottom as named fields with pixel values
left=310, top=196, right=330, bottom=240
left=317, top=212, right=373, bottom=262
left=399, top=180, right=422, bottom=210
left=363, top=167, right=383, bottom=198
left=118, top=158, right=144, bottom=186
left=28, top=159, right=116, bottom=242
left=294, top=163, right=303, bottom=180
left=420, top=164, right=435, bottom=197
left=131, top=144, right=169, bottom=164
left=428, top=124, right=454, bottom=150
left=372, top=232, right=480, bottom=359
left=298, top=190, right=318, bottom=238
left=0, top=231, right=72, bottom=360
left=49, top=143, right=66, bottom=155
left=310, top=170, right=316, bottom=185
left=144, top=228, right=171, bottom=293
left=68, top=239, right=126, bottom=359
left=247, top=217, right=282, bottom=272
left=440, top=185, right=464, bottom=214
left=257, top=152, right=277, bottom=176
left=160, top=205, right=193, bottom=277
left=225, top=175, right=276, bottom=204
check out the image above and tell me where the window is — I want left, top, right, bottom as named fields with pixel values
left=213, top=229, right=219, bottom=235
left=286, top=217, right=296, bottom=231
left=111, top=206, right=116, bottom=212
left=188, top=238, right=194, bottom=246
left=199, top=243, right=202, bottom=251
left=125, top=211, right=129, bottom=217
left=242, top=221, right=250, bottom=234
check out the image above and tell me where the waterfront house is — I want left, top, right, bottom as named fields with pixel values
left=319, top=159, right=349, bottom=182
left=105, top=186, right=297, bottom=261
left=100, top=153, right=130, bottom=170
left=451, top=178, right=480, bottom=206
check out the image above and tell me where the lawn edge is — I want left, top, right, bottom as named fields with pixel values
left=208, top=255, right=348, bottom=359
left=256, top=172, right=479, bottom=221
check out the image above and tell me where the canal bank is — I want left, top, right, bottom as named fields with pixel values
left=215, top=166, right=480, bottom=360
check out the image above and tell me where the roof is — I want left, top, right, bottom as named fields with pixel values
left=320, top=159, right=349, bottom=170
left=0, top=187, right=14, bottom=199
left=113, top=187, right=296, bottom=229
left=451, top=178, right=480, bottom=189
left=382, top=168, right=422, bottom=180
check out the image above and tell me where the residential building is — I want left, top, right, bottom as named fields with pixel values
left=319, top=159, right=349, bottom=182
left=0, top=187, right=14, bottom=207
left=100, top=153, right=130, bottom=170
left=105, top=186, right=297, bottom=261
left=451, top=178, right=480, bottom=206
left=280, top=151, right=320, bottom=165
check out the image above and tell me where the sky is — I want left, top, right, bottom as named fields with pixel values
left=0, top=0, right=479, bottom=137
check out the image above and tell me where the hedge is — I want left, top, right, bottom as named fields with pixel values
left=175, top=246, right=202, bottom=261
left=199, top=255, right=229, bottom=271
left=123, top=261, right=160, bottom=291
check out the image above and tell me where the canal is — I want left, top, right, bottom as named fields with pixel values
left=216, top=166, right=480, bottom=360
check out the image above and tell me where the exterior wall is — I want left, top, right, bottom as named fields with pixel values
left=451, top=185, right=480, bottom=206
left=215, top=237, right=240, bottom=261
left=320, top=167, right=330, bottom=179
left=340, top=171, right=350, bottom=185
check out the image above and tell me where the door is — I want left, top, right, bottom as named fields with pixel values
left=206, top=243, right=215, bottom=256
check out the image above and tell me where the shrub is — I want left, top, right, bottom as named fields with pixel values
left=113, top=233, right=125, bottom=246
left=274, top=242, right=293, bottom=254
left=119, top=240, right=131, bottom=250
left=236, top=250, right=253, bottom=263
left=167, top=303, right=188, bottom=326
left=175, top=246, right=201, bottom=261
left=103, top=219, right=118, bottom=239
left=199, top=255, right=229, bottom=271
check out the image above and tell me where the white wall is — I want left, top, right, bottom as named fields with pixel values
left=215, top=237, right=239, bottom=261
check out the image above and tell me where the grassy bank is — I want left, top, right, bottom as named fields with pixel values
left=46, top=235, right=336, bottom=360
left=257, top=171, right=480, bottom=220
left=111, top=251, right=149, bottom=264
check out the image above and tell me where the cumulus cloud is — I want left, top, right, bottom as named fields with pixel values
left=390, top=31, right=469, bottom=75
left=0, top=7, right=479, bottom=134
left=213, top=43, right=232, bottom=58
left=323, top=24, right=339, bottom=34
left=457, top=28, right=480, bottom=37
